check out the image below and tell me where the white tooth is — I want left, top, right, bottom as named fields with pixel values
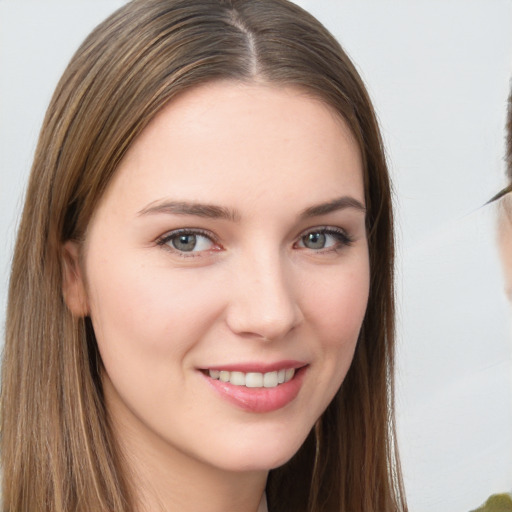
left=277, top=369, right=286, bottom=384
left=263, top=371, right=278, bottom=388
left=230, top=371, right=246, bottom=386
left=209, top=369, right=220, bottom=379
left=245, top=372, right=263, bottom=388
left=219, top=371, right=230, bottom=382
left=284, top=368, right=295, bottom=382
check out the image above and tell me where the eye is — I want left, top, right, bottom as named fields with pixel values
left=157, top=229, right=218, bottom=255
left=297, top=227, right=353, bottom=251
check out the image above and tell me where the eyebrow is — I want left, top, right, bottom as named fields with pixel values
left=299, top=196, right=366, bottom=218
left=138, top=200, right=241, bottom=222
left=138, top=195, right=365, bottom=221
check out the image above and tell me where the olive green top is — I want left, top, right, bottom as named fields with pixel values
left=470, top=494, right=512, bottom=512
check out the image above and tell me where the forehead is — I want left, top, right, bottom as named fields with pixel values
left=98, top=81, right=364, bottom=214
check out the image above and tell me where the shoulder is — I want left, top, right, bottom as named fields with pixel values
left=470, top=493, right=512, bottom=512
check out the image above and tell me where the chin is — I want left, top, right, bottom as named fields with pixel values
left=215, top=451, right=297, bottom=473
left=207, top=425, right=311, bottom=473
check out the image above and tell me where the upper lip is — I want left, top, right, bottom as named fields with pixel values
left=200, top=360, right=307, bottom=373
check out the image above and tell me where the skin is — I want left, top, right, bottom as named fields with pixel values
left=63, top=81, right=370, bottom=512
left=498, top=200, right=512, bottom=301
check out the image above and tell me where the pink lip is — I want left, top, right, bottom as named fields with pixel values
left=200, top=365, right=307, bottom=413
left=204, top=360, right=306, bottom=373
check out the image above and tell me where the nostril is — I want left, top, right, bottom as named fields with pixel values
left=225, top=310, right=302, bottom=342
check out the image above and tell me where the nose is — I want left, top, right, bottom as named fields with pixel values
left=225, top=252, right=303, bottom=342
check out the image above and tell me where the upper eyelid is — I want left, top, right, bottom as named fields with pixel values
left=295, top=226, right=355, bottom=247
left=300, top=225, right=346, bottom=233
left=157, top=227, right=218, bottom=243
left=157, top=225, right=347, bottom=238
left=297, top=225, right=351, bottom=238
left=156, top=229, right=220, bottom=258
left=155, top=225, right=353, bottom=251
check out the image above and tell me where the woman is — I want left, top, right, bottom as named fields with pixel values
left=1, top=0, right=407, bottom=511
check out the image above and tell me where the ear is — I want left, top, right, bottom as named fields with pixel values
left=62, top=241, right=89, bottom=317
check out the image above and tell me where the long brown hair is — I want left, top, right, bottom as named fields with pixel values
left=2, top=1, right=407, bottom=510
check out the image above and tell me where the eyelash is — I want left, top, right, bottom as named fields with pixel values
left=156, top=226, right=354, bottom=257
left=296, top=227, right=354, bottom=252
left=156, top=228, right=220, bottom=257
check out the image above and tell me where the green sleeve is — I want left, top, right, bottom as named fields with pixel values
left=470, top=494, right=512, bottom=512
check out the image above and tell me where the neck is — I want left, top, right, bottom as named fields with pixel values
left=133, top=455, right=268, bottom=512
left=110, top=410, right=268, bottom=512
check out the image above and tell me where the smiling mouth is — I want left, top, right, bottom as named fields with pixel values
left=201, top=365, right=307, bottom=412
left=206, top=368, right=296, bottom=388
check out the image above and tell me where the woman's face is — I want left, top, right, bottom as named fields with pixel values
left=69, top=82, right=369, bottom=475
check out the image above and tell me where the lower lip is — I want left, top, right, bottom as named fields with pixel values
left=201, top=367, right=306, bottom=413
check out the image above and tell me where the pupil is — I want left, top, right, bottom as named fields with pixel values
left=305, top=232, right=325, bottom=249
left=172, top=234, right=196, bottom=251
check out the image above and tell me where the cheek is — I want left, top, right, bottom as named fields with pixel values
left=85, top=255, right=226, bottom=364
left=84, top=257, right=230, bottom=426
left=306, top=259, right=370, bottom=346
left=301, top=256, right=370, bottom=401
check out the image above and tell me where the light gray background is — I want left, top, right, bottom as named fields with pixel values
left=1, top=1, right=511, bottom=511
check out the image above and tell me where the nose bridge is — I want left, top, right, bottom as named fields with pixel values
left=226, top=245, right=302, bottom=341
